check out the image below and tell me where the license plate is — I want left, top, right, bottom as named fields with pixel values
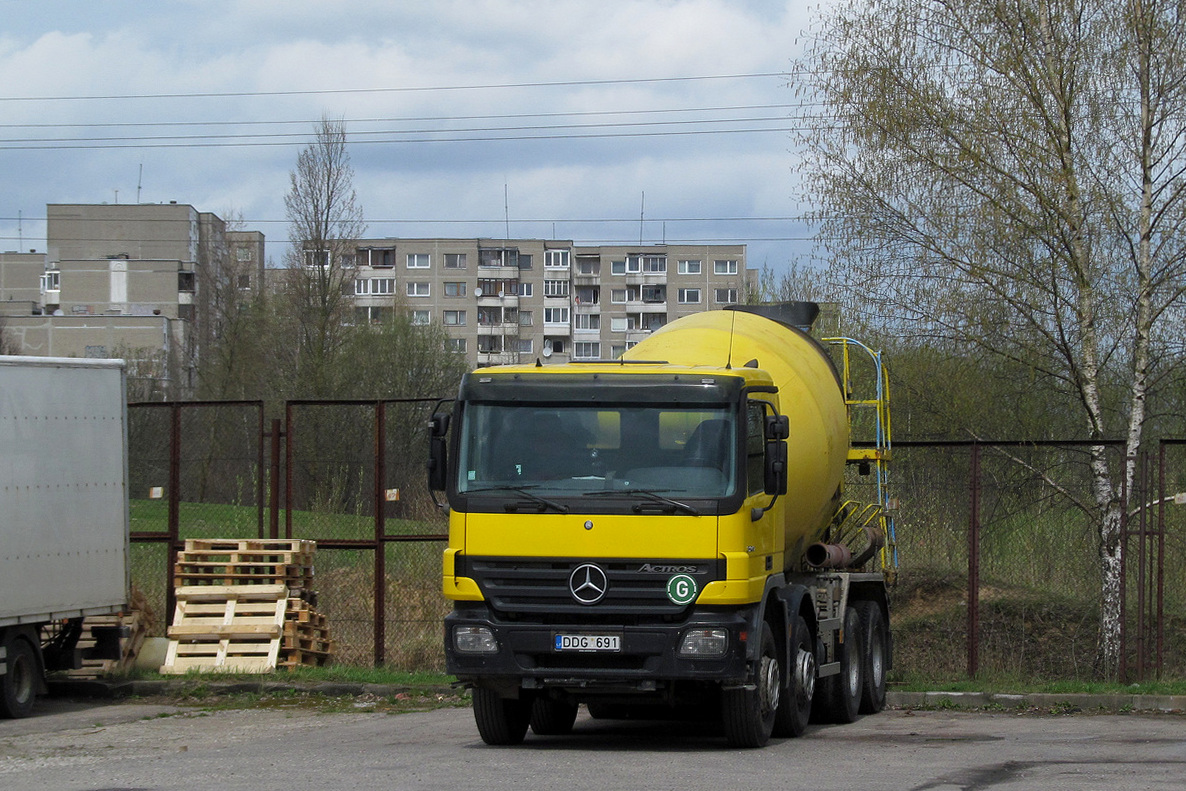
left=554, top=634, right=621, bottom=652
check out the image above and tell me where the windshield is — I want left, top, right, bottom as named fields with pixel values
left=457, top=403, right=737, bottom=499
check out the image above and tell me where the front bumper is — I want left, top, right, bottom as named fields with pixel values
left=445, top=602, right=757, bottom=694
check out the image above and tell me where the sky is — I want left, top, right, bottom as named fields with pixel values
left=0, top=1, right=827, bottom=276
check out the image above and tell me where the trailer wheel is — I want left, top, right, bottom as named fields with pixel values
left=0, top=635, right=38, bottom=719
left=772, top=615, right=814, bottom=738
left=812, top=605, right=863, bottom=724
left=530, top=697, right=579, bottom=736
left=472, top=687, right=530, bottom=745
left=722, top=622, right=779, bottom=748
left=855, top=600, right=888, bottom=714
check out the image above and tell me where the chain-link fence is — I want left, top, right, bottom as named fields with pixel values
left=127, top=402, right=1185, bottom=681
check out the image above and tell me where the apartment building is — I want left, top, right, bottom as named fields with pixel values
left=339, top=237, right=752, bottom=367
left=0, top=203, right=260, bottom=396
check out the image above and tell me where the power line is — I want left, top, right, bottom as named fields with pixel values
left=0, top=72, right=786, bottom=103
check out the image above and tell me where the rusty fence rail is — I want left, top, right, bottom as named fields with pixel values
left=127, top=401, right=1185, bottom=681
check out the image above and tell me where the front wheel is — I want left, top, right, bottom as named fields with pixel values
left=472, top=687, right=530, bottom=745
left=721, top=622, right=779, bottom=748
left=0, top=634, right=38, bottom=719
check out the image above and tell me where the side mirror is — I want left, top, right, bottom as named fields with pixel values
left=764, top=415, right=788, bottom=496
left=427, top=413, right=450, bottom=492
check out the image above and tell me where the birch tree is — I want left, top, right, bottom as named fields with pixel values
left=794, top=0, right=1186, bottom=677
left=282, top=115, right=366, bottom=397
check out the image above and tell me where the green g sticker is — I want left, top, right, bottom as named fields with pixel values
left=667, top=574, right=698, bottom=605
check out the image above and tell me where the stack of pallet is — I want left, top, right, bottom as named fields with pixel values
left=60, top=609, right=150, bottom=679
left=160, top=539, right=334, bottom=674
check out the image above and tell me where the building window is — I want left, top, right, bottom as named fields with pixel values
left=178, top=271, right=196, bottom=292
left=576, top=256, right=600, bottom=275
left=714, top=259, right=738, bottom=275
left=611, top=317, right=628, bottom=333
left=639, top=255, right=666, bottom=273
left=610, top=344, right=626, bottom=358
left=236, top=247, right=253, bottom=262
left=355, top=278, right=394, bottom=296
left=407, top=253, right=431, bottom=269
left=238, top=274, right=252, bottom=289
left=407, top=282, right=431, bottom=297
left=641, top=285, right=665, bottom=303
left=574, top=313, right=600, bottom=330
left=518, top=282, right=533, bottom=298
left=678, top=259, right=702, bottom=275
left=477, top=307, right=503, bottom=326
left=444, top=253, right=467, bottom=269
left=622, top=256, right=642, bottom=274
left=574, top=342, right=600, bottom=359
left=519, top=310, right=533, bottom=326
left=411, top=309, right=431, bottom=325
left=715, top=288, right=738, bottom=303
left=678, top=288, right=701, bottom=304
left=544, top=279, right=569, bottom=298
left=369, top=249, right=395, bottom=268
left=304, top=249, right=330, bottom=269
left=355, top=305, right=392, bottom=323
left=575, top=286, right=599, bottom=304
left=41, top=270, right=60, bottom=291
left=544, top=307, right=570, bottom=324
left=477, top=278, right=517, bottom=297
left=339, top=253, right=357, bottom=269
left=518, top=339, right=533, bottom=354
left=547, top=338, right=565, bottom=354
left=610, top=260, right=626, bottom=275
left=443, top=310, right=466, bottom=326
left=518, top=254, right=532, bottom=270
left=478, top=335, right=502, bottom=353
left=444, top=281, right=467, bottom=297
left=545, top=249, right=570, bottom=268
left=479, top=248, right=519, bottom=268
left=611, top=287, right=638, bottom=304
left=448, top=337, right=467, bottom=353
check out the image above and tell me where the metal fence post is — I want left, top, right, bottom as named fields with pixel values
left=968, top=443, right=981, bottom=680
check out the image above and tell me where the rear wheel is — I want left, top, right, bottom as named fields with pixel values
left=530, top=697, right=579, bottom=735
left=721, top=622, right=779, bottom=748
left=811, top=605, right=863, bottom=724
left=0, top=634, right=38, bottom=720
left=772, top=615, right=814, bottom=738
left=472, top=687, right=530, bottom=745
left=855, top=600, right=888, bottom=713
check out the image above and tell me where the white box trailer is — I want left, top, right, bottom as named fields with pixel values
left=0, top=356, right=130, bottom=717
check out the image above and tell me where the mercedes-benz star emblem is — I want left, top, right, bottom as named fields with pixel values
left=568, top=563, right=608, bottom=605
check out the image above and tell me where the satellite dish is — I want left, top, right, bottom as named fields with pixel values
left=473, top=288, right=483, bottom=297
left=497, top=290, right=504, bottom=298
left=542, top=347, right=553, bottom=358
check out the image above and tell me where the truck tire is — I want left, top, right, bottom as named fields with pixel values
left=0, top=634, right=38, bottom=719
left=472, top=687, right=530, bottom=745
left=855, top=600, right=888, bottom=714
left=811, top=605, right=863, bottom=724
left=721, top=622, right=779, bottom=748
left=772, top=615, right=814, bottom=738
left=530, top=697, right=579, bottom=735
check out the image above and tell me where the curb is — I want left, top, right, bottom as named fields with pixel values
left=887, top=690, right=1186, bottom=713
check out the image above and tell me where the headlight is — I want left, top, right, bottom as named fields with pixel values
left=453, top=625, right=499, bottom=653
left=678, top=628, right=728, bottom=657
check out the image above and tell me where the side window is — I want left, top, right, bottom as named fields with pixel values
left=746, top=402, right=767, bottom=497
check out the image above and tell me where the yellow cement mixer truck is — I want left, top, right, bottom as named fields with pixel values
left=430, top=302, right=897, bottom=747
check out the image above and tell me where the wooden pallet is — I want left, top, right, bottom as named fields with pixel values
left=160, top=585, right=288, bottom=674
left=53, top=610, right=149, bottom=679
left=174, top=539, right=316, bottom=589
left=161, top=551, right=335, bottom=674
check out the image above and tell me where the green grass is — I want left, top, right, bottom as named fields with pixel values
left=890, top=675, right=1186, bottom=696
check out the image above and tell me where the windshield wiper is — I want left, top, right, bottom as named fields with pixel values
left=583, top=488, right=701, bottom=517
left=467, top=485, right=570, bottom=514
